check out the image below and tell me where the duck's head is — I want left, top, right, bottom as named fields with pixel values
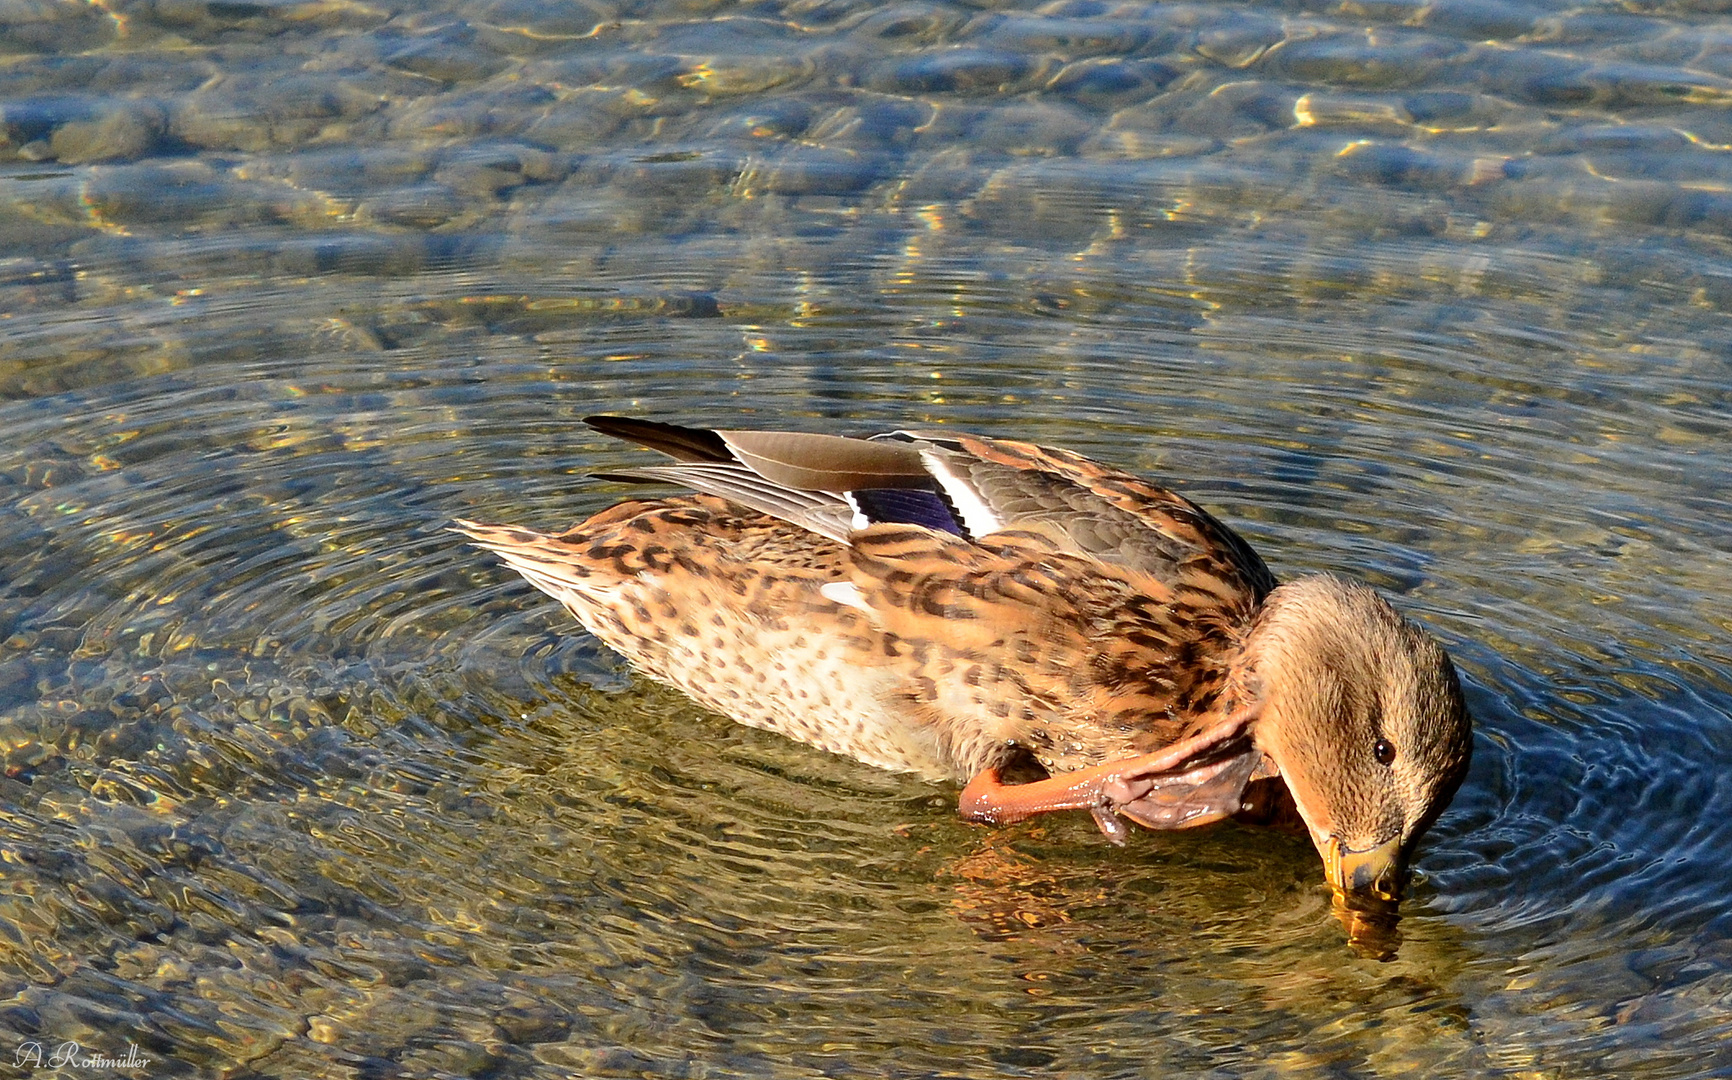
left=1241, top=575, right=1472, bottom=901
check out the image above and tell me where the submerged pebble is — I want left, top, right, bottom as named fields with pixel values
left=871, top=48, right=1038, bottom=94
left=47, top=103, right=167, bottom=164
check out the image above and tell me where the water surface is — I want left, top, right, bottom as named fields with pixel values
left=2, top=0, right=1730, bottom=1076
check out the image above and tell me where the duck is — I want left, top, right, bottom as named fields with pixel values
left=456, top=416, right=1472, bottom=909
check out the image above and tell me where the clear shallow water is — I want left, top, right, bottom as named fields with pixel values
left=1, top=0, right=1730, bottom=1076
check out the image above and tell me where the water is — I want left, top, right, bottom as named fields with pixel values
left=1, top=0, right=1730, bottom=1075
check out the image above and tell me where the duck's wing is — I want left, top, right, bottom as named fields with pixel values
left=585, top=416, right=939, bottom=545
left=881, top=430, right=1276, bottom=599
left=585, top=416, right=1275, bottom=597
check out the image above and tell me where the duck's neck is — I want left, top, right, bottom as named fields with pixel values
left=1214, top=576, right=1381, bottom=831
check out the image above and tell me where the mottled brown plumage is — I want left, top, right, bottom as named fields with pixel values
left=457, top=417, right=1472, bottom=912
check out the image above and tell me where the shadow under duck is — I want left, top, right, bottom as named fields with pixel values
left=458, top=417, right=1472, bottom=922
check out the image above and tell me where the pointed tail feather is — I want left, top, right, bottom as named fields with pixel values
left=584, top=416, right=732, bottom=462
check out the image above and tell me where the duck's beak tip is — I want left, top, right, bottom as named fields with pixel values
left=1322, top=834, right=1406, bottom=902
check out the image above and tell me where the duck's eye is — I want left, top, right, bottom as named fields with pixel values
left=1373, top=738, right=1396, bottom=766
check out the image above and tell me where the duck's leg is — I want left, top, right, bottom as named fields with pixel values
left=956, top=769, right=1130, bottom=844
left=958, top=761, right=1133, bottom=826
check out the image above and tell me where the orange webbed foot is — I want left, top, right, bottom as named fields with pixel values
left=956, top=713, right=1266, bottom=844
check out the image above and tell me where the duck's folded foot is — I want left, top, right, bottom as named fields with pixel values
left=957, top=716, right=1266, bottom=843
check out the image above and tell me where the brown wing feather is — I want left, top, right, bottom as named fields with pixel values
left=715, top=429, right=932, bottom=492
left=946, top=434, right=1277, bottom=600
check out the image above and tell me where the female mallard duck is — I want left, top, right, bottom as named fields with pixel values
left=458, top=417, right=1471, bottom=905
